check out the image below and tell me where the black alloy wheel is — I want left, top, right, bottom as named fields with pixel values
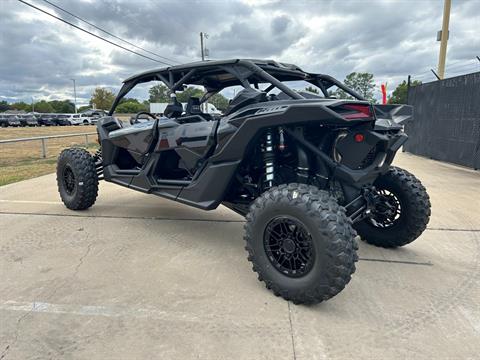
left=354, top=166, right=431, bottom=248
left=62, top=165, right=76, bottom=195
left=244, top=183, right=358, bottom=304
left=263, top=216, right=315, bottom=277
left=369, top=189, right=402, bottom=229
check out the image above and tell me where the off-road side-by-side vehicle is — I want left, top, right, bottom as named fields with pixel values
left=57, top=59, right=431, bottom=304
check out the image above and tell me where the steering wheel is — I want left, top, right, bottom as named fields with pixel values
left=130, top=111, right=157, bottom=125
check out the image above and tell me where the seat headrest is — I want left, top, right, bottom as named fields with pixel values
left=164, top=97, right=183, bottom=118
left=224, top=88, right=267, bottom=115
left=186, top=97, right=202, bottom=115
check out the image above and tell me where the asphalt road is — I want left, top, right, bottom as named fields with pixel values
left=0, top=152, right=479, bottom=359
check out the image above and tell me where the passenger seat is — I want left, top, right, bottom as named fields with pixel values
left=185, top=97, right=213, bottom=121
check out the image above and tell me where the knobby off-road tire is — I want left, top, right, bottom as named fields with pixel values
left=355, top=166, right=431, bottom=248
left=244, top=183, right=358, bottom=305
left=57, top=148, right=98, bottom=210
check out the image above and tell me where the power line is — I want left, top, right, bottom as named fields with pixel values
left=446, top=62, right=478, bottom=71
left=40, top=0, right=179, bottom=65
left=17, top=0, right=172, bottom=66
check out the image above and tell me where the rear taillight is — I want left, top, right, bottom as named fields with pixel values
left=333, top=103, right=374, bottom=120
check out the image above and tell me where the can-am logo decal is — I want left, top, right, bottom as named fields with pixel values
left=255, top=106, right=288, bottom=115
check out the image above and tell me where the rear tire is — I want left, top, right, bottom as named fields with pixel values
left=244, top=183, right=358, bottom=305
left=57, top=148, right=98, bottom=210
left=354, top=166, right=431, bottom=248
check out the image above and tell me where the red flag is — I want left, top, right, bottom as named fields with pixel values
left=381, top=84, right=387, bottom=104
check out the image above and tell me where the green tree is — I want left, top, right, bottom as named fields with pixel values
left=34, top=100, right=54, bottom=113
left=78, top=105, right=91, bottom=112
left=50, top=100, right=75, bottom=113
left=334, top=72, right=377, bottom=102
left=176, top=86, right=204, bottom=103
left=304, top=86, right=319, bottom=94
left=90, top=87, right=115, bottom=110
left=116, top=101, right=147, bottom=113
left=148, top=84, right=170, bottom=103
left=209, top=93, right=229, bottom=112
left=388, top=80, right=422, bottom=104
left=10, top=102, right=32, bottom=112
left=0, top=101, right=10, bottom=112
left=119, top=97, right=139, bottom=104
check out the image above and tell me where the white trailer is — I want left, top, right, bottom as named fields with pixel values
left=150, top=102, right=221, bottom=115
left=149, top=103, right=169, bottom=115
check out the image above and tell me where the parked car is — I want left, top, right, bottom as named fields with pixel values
left=79, top=110, right=107, bottom=124
left=18, top=114, right=39, bottom=126
left=56, top=58, right=431, bottom=305
left=89, top=113, right=104, bottom=125
left=36, top=114, right=56, bottom=126
left=0, top=114, right=21, bottom=127
left=64, top=114, right=84, bottom=125
left=79, top=113, right=95, bottom=125
left=51, top=114, right=71, bottom=126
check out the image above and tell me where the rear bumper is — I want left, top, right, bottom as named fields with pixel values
left=333, top=131, right=407, bottom=185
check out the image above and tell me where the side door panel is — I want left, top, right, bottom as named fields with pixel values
left=156, top=121, right=218, bottom=172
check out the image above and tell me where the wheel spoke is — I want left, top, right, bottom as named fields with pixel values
left=263, top=216, right=314, bottom=277
left=370, top=188, right=402, bottom=228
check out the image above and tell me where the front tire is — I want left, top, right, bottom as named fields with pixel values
left=244, top=184, right=358, bottom=305
left=57, top=148, right=98, bottom=210
left=355, top=166, right=431, bottom=248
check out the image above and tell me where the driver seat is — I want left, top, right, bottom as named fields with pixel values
left=185, top=97, right=212, bottom=121
left=164, top=97, right=183, bottom=118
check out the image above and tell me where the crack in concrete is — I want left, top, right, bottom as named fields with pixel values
left=426, top=227, right=480, bottom=233
left=287, top=302, right=297, bottom=360
left=358, top=257, right=433, bottom=266
left=0, top=302, right=37, bottom=360
left=0, top=211, right=244, bottom=223
left=73, top=236, right=92, bottom=277
left=0, top=345, right=10, bottom=360
left=1, top=212, right=480, bottom=233
left=0, top=230, right=93, bottom=359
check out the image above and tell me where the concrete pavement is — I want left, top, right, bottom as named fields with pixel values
left=0, top=152, right=479, bottom=359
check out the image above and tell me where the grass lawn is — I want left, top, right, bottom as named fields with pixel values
left=0, top=126, right=98, bottom=186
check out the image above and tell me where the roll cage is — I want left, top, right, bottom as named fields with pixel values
left=109, top=59, right=366, bottom=116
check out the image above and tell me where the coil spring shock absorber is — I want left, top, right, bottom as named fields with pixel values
left=93, top=148, right=104, bottom=180
left=262, top=129, right=275, bottom=189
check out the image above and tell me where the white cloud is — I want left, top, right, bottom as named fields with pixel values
left=0, top=0, right=478, bottom=105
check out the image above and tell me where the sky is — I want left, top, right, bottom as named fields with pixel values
left=0, top=0, right=479, bottom=106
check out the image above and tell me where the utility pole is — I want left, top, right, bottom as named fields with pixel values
left=200, top=32, right=209, bottom=61
left=437, top=0, right=451, bottom=80
left=200, top=32, right=205, bottom=61
left=31, top=97, right=35, bottom=113
left=406, top=75, right=411, bottom=104
left=71, top=78, right=77, bottom=113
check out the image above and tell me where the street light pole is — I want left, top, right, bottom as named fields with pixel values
left=71, top=78, right=77, bottom=113
left=200, top=32, right=210, bottom=112
left=31, top=97, right=35, bottom=113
